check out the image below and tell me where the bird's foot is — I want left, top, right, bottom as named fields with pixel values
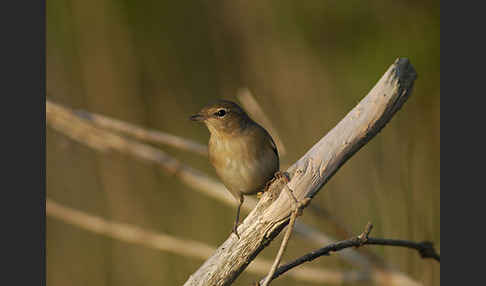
left=273, top=170, right=290, bottom=183
left=264, top=171, right=290, bottom=192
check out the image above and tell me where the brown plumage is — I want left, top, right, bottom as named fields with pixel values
left=191, top=100, right=279, bottom=238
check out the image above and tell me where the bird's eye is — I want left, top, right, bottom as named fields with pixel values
left=215, top=109, right=226, bottom=117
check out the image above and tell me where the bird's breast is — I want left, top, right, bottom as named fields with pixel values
left=208, top=134, right=278, bottom=197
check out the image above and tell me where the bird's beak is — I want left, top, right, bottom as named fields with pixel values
left=190, top=113, right=206, bottom=122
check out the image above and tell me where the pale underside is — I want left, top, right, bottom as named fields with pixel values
left=208, top=124, right=279, bottom=200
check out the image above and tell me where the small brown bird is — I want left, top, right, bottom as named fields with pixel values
left=191, top=100, right=279, bottom=238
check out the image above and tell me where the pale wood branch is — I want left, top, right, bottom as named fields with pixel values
left=183, top=58, right=418, bottom=286
left=47, top=99, right=240, bottom=207
left=74, top=109, right=208, bottom=156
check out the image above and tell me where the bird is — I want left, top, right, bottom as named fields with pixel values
left=190, top=100, right=280, bottom=238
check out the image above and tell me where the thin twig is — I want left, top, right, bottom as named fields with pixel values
left=261, top=192, right=311, bottom=286
left=262, top=223, right=440, bottom=284
left=260, top=208, right=298, bottom=286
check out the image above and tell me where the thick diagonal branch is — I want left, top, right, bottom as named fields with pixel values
left=183, top=58, right=418, bottom=286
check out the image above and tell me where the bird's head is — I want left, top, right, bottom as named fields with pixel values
left=190, top=100, right=251, bottom=136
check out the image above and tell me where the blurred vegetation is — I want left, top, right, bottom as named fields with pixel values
left=47, top=0, right=439, bottom=285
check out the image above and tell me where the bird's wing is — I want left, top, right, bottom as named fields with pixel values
left=268, top=133, right=279, bottom=158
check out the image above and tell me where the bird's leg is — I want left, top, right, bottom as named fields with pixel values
left=232, top=195, right=244, bottom=239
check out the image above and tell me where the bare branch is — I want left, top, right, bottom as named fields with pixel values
left=366, top=238, right=440, bottom=262
left=46, top=198, right=368, bottom=285
left=75, top=108, right=208, bottom=156
left=183, top=58, right=419, bottom=286
left=47, top=99, right=239, bottom=207
left=260, top=223, right=439, bottom=285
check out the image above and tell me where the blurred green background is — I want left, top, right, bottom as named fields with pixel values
left=46, top=0, right=439, bottom=285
